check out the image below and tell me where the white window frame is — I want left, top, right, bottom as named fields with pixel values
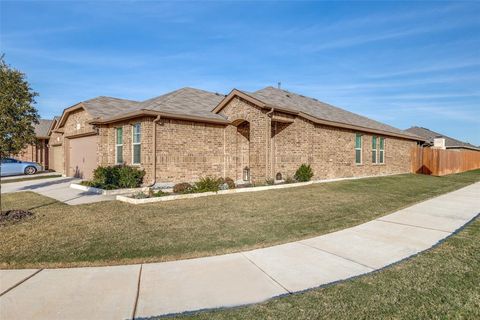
left=379, top=137, right=385, bottom=164
left=115, top=127, right=123, bottom=164
left=132, top=123, right=141, bottom=165
left=372, top=136, right=377, bottom=164
left=355, top=133, right=362, bottom=165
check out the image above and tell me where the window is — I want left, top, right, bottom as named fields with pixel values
left=372, top=136, right=377, bottom=164
left=1, top=158, right=17, bottom=164
left=115, top=127, right=123, bottom=164
left=355, top=133, right=362, bottom=164
left=132, top=123, right=141, bottom=164
left=379, top=137, right=385, bottom=164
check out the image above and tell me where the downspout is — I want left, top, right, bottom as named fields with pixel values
left=150, top=115, right=161, bottom=186
left=266, top=107, right=274, bottom=180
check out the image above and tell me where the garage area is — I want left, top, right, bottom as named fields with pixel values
left=49, top=145, right=64, bottom=175
left=68, top=135, right=98, bottom=180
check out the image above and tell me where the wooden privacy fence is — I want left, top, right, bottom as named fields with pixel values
left=411, top=146, right=480, bottom=176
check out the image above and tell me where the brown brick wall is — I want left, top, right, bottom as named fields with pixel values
left=96, top=97, right=415, bottom=185
left=49, top=131, right=64, bottom=146
left=98, top=117, right=156, bottom=183
left=271, top=114, right=415, bottom=180
left=16, top=139, right=49, bottom=168
left=220, top=97, right=271, bottom=182
left=154, top=118, right=225, bottom=183
left=63, top=109, right=95, bottom=137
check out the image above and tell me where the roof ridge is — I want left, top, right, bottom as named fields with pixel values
left=251, top=86, right=418, bottom=139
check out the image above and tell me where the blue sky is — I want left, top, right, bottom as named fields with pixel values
left=1, top=1, right=479, bottom=145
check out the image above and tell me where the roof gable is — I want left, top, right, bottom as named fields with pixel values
left=57, top=96, right=140, bottom=128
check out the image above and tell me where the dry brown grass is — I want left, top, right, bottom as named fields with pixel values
left=1, top=171, right=479, bottom=269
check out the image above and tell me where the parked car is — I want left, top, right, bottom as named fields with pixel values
left=0, top=158, right=43, bottom=177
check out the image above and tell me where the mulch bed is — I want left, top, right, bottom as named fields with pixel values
left=0, top=210, right=34, bottom=225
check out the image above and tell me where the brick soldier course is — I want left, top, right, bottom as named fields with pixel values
left=49, top=86, right=422, bottom=184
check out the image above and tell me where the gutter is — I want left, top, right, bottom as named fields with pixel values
left=150, top=115, right=162, bottom=186
left=266, top=107, right=274, bottom=179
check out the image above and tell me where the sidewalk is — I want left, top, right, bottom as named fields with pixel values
left=1, top=171, right=61, bottom=181
left=1, top=176, right=114, bottom=205
left=1, top=182, right=479, bottom=320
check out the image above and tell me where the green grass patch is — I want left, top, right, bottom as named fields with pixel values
left=0, top=170, right=479, bottom=269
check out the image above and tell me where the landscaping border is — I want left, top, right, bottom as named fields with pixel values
left=116, top=173, right=400, bottom=204
left=70, top=183, right=151, bottom=196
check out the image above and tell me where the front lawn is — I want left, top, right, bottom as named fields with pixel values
left=1, top=170, right=479, bottom=269
left=175, top=217, right=480, bottom=319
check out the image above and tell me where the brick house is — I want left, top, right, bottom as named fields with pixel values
left=50, top=86, right=422, bottom=183
left=49, top=97, right=139, bottom=178
left=16, top=119, right=55, bottom=169
left=405, top=126, right=479, bottom=151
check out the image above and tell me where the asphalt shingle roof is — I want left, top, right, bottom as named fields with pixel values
left=34, top=119, right=54, bottom=138
left=249, top=87, right=418, bottom=138
left=70, top=86, right=421, bottom=140
left=405, top=126, right=479, bottom=150
left=140, top=87, right=226, bottom=120
left=81, top=96, right=140, bottom=118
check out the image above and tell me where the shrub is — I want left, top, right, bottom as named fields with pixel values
left=152, top=190, right=169, bottom=197
left=116, top=166, right=145, bottom=188
left=133, top=192, right=148, bottom=199
left=266, top=178, right=275, bottom=185
left=224, top=177, right=236, bottom=189
left=193, top=176, right=221, bottom=193
left=92, top=166, right=119, bottom=186
left=173, top=182, right=193, bottom=194
left=284, top=176, right=296, bottom=184
left=294, top=164, right=314, bottom=182
left=89, top=165, right=145, bottom=189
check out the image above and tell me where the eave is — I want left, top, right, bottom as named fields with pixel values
left=89, top=109, right=230, bottom=125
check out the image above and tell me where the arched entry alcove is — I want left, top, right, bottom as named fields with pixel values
left=232, top=119, right=250, bottom=182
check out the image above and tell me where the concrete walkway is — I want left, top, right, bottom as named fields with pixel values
left=1, top=171, right=61, bottom=181
left=1, top=176, right=114, bottom=205
left=1, top=182, right=479, bottom=320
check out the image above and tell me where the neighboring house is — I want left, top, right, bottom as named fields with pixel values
left=405, top=126, right=479, bottom=151
left=16, top=119, right=55, bottom=169
left=47, top=116, right=64, bottom=174
left=49, top=86, right=423, bottom=183
left=49, top=97, right=140, bottom=179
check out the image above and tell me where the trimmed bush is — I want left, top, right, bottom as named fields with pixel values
left=173, top=182, right=193, bottom=194
left=152, top=190, right=169, bottom=197
left=116, top=166, right=145, bottom=188
left=284, top=176, right=296, bottom=184
left=193, top=177, right=221, bottom=193
left=224, top=177, right=236, bottom=189
left=133, top=192, right=148, bottom=199
left=294, top=164, right=314, bottom=182
left=89, top=165, right=145, bottom=189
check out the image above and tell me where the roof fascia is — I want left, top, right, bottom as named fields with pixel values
left=212, top=89, right=266, bottom=113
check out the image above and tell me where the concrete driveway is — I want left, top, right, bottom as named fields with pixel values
left=0, top=182, right=478, bottom=319
left=1, top=176, right=114, bottom=205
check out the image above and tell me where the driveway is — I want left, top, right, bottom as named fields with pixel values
left=0, top=182, right=479, bottom=319
left=1, top=177, right=114, bottom=205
